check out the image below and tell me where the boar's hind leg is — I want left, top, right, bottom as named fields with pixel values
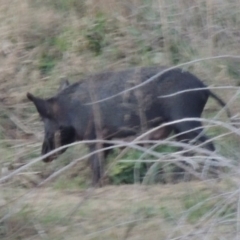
left=171, top=120, right=217, bottom=180
left=169, top=121, right=218, bottom=180
left=173, top=120, right=215, bottom=152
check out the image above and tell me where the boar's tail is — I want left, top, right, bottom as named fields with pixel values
left=209, top=91, right=231, bottom=119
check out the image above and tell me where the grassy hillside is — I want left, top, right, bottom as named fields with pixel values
left=1, top=0, right=240, bottom=239
left=1, top=182, right=240, bottom=239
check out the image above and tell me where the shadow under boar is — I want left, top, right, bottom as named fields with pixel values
left=27, top=67, right=231, bottom=186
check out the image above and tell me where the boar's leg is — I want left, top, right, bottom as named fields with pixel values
left=172, top=120, right=217, bottom=179
left=88, top=143, right=107, bottom=186
left=173, top=120, right=215, bottom=152
left=103, top=143, right=114, bottom=159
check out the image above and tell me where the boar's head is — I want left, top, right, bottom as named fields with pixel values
left=27, top=92, right=75, bottom=162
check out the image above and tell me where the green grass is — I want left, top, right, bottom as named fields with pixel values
left=53, top=175, right=87, bottom=190
left=0, top=182, right=238, bottom=239
left=40, top=209, right=70, bottom=226
left=182, top=189, right=215, bottom=223
left=1, top=0, right=240, bottom=237
left=159, top=206, right=177, bottom=222
left=85, top=15, right=108, bottom=55
left=1, top=205, right=37, bottom=240
left=35, top=0, right=86, bottom=14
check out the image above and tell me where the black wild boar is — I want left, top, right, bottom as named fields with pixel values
left=27, top=66, right=231, bottom=185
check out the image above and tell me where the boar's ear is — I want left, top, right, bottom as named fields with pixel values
left=27, top=93, right=52, bottom=118
left=58, top=78, right=70, bottom=92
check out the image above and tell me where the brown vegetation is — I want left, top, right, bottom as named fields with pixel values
left=1, top=0, right=240, bottom=239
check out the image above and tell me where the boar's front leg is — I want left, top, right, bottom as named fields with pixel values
left=88, top=143, right=106, bottom=187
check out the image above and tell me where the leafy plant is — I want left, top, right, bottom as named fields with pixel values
left=108, top=145, right=177, bottom=184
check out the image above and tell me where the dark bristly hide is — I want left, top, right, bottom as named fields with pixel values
left=27, top=66, right=231, bottom=186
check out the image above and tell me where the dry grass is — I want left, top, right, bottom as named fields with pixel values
left=0, top=118, right=240, bottom=239
left=0, top=181, right=238, bottom=240
left=1, top=0, right=240, bottom=239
